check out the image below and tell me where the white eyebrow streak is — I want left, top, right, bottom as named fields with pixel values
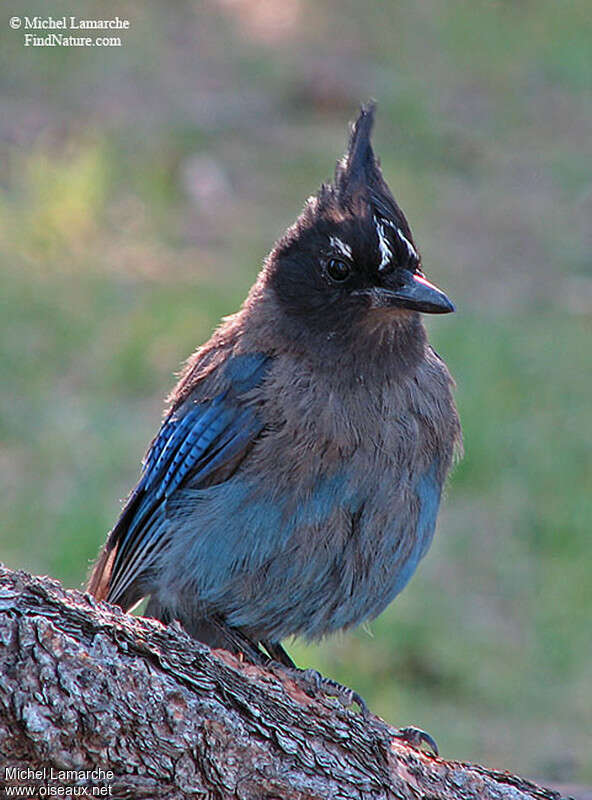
left=329, top=236, right=353, bottom=259
left=383, top=217, right=418, bottom=261
left=373, top=215, right=392, bottom=272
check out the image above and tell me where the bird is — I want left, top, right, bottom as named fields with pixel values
left=88, top=103, right=461, bottom=711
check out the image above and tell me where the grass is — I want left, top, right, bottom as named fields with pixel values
left=1, top=0, right=590, bottom=783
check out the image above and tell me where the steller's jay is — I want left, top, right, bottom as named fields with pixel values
left=88, top=103, right=461, bottom=723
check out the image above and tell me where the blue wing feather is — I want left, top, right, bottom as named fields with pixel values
left=107, top=353, right=270, bottom=605
left=154, top=401, right=230, bottom=499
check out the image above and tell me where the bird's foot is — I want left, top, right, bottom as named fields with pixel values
left=305, top=669, right=370, bottom=715
left=260, top=640, right=368, bottom=714
left=272, top=663, right=369, bottom=716
left=392, top=726, right=439, bottom=756
left=262, top=649, right=435, bottom=751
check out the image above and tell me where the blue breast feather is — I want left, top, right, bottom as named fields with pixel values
left=390, top=458, right=441, bottom=598
left=159, top=458, right=442, bottom=640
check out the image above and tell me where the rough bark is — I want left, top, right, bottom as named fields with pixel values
left=0, top=566, right=564, bottom=800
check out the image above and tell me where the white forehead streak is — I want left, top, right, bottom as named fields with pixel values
left=397, top=229, right=418, bottom=260
left=383, top=217, right=418, bottom=261
left=373, top=215, right=392, bottom=272
left=329, top=236, right=353, bottom=259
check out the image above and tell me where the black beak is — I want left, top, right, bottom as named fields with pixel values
left=379, top=269, right=455, bottom=314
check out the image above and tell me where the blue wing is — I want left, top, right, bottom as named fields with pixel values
left=106, top=352, right=271, bottom=606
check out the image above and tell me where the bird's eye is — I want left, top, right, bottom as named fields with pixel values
left=326, top=257, right=352, bottom=283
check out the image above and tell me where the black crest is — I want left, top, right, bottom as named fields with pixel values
left=334, top=101, right=383, bottom=206
left=311, top=102, right=418, bottom=262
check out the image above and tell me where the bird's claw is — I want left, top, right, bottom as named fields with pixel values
left=277, top=665, right=369, bottom=716
left=394, top=725, right=439, bottom=756
left=306, top=669, right=370, bottom=716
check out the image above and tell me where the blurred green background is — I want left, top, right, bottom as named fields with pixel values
left=1, top=0, right=590, bottom=785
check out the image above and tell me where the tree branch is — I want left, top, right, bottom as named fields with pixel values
left=0, top=566, right=564, bottom=799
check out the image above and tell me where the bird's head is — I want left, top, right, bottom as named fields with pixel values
left=266, top=103, right=454, bottom=340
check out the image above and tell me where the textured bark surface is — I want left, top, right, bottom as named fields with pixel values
left=0, top=566, right=565, bottom=800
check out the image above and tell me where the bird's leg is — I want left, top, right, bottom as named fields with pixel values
left=261, top=639, right=369, bottom=716
left=209, top=617, right=269, bottom=665
left=261, top=639, right=296, bottom=667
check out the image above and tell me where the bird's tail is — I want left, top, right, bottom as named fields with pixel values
left=86, top=483, right=146, bottom=605
left=86, top=542, right=117, bottom=602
